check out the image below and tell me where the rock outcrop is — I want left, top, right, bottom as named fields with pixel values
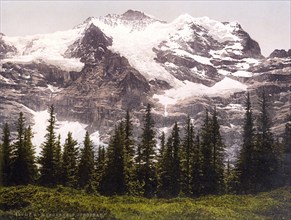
left=269, top=49, right=291, bottom=58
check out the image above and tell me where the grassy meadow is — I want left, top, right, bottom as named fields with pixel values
left=0, top=185, right=290, bottom=219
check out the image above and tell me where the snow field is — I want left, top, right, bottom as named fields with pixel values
left=3, top=29, right=84, bottom=72
left=23, top=107, right=102, bottom=156
left=153, top=77, right=247, bottom=115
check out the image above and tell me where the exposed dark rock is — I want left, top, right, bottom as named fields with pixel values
left=248, top=57, right=291, bottom=73
left=149, top=79, right=172, bottom=91
left=154, top=48, right=221, bottom=86
left=269, top=49, right=291, bottom=58
left=52, top=25, right=151, bottom=131
left=238, top=30, right=262, bottom=58
left=1, top=62, right=80, bottom=87
left=0, top=36, right=17, bottom=59
left=66, top=23, right=112, bottom=64
left=121, top=10, right=150, bottom=20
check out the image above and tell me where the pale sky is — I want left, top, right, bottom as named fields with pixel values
left=0, top=0, right=290, bottom=56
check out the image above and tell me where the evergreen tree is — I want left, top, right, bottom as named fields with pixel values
left=157, top=131, right=166, bottom=186
left=123, top=110, right=136, bottom=194
left=210, top=107, right=225, bottom=194
left=23, top=126, right=37, bottom=183
left=62, top=132, right=78, bottom=187
left=254, top=90, right=279, bottom=191
left=181, top=116, right=195, bottom=196
left=200, top=109, right=214, bottom=194
left=1, top=123, right=12, bottom=186
left=236, top=92, right=256, bottom=193
left=78, top=131, right=95, bottom=189
left=159, top=132, right=166, bottom=159
left=136, top=104, right=157, bottom=197
left=96, top=145, right=106, bottom=192
left=172, top=122, right=181, bottom=196
left=157, top=133, right=173, bottom=197
left=282, top=110, right=291, bottom=186
left=191, top=133, right=203, bottom=196
left=0, top=143, right=2, bottom=186
left=55, top=134, right=62, bottom=185
left=10, top=112, right=25, bottom=185
left=39, top=105, right=57, bottom=186
left=199, top=108, right=225, bottom=195
left=100, top=123, right=126, bottom=195
left=158, top=122, right=181, bottom=197
left=10, top=112, right=36, bottom=185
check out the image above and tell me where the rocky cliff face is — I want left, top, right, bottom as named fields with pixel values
left=55, top=23, right=150, bottom=132
left=0, top=34, right=17, bottom=59
left=0, top=10, right=290, bottom=162
left=269, top=49, right=291, bottom=58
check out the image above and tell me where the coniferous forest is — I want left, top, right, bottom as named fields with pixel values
left=0, top=91, right=290, bottom=199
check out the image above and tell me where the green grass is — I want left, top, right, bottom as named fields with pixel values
left=0, top=185, right=290, bottom=219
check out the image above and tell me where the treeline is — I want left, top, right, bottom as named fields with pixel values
left=0, top=91, right=290, bottom=198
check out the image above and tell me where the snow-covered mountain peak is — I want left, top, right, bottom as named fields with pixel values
left=191, top=16, right=241, bottom=43
left=90, top=10, right=163, bottom=32
left=120, top=9, right=152, bottom=20
left=66, top=11, right=261, bottom=89
left=172, top=13, right=194, bottom=24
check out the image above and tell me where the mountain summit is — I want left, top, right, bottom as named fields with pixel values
left=0, top=10, right=290, bottom=161
left=121, top=9, right=152, bottom=20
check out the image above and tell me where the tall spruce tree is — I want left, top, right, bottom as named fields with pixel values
left=236, top=92, right=256, bottom=193
left=39, top=105, right=57, bottom=186
left=199, top=108, right=225, bottom=195
left=11, top=112, right=36, bottom=185
left=172, top=122, right=181, bottom=196
left=157, top=133, right=173, bottom=197
left=157, top=132, right=166, bottom=186
left=255, top=90, right=279, bottom=191
left=62, top=132, right=79, bottom=187
left=210, top=107, right=225, bottom=194
left=78, top=131, right=95, bottom=189
left=0, top=143, right=2, bottom=186
left=158, top=122, right=181, bottom=197
left=23, top=126, right=37, bottom=183
left=55, top=134, right=62, bottom=185
left=136, top=104, right=157, bottom=197
left=191, top=133, right=203, bottom=196
left=100, top=123, right=126, bottom=195
left=10, top=112, right=25, bottom=185
left=200, top=109, right=214, bottom=194
left=181, top=117, right=195, bottom=196
left=124, top=110, right=136, bottom=194
left=159, top=132, right=166, bottom=160
left=282, top=110, right=291, bottom=186
left=96, top=145, right=106, bottom=192
left=1, top=123, right=12, bottom=186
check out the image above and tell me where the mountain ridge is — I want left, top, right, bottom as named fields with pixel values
left=0, top=10, right=290, bottom=162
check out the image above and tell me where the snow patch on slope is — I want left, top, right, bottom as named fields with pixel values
left=173, top=49, right=213, bottom=66
left=84, top=13, right=243, bottom=88
left=233, top=70, right=253, bottom=77
left=154, top=77, right=247, bottom=107
left=24, top=107, right=101, bottom=155
left=88, top=18, right=184, bottom=88
left=3, top=29, right=84, bottom=72
left=193, top=17, right=240, bottom=42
